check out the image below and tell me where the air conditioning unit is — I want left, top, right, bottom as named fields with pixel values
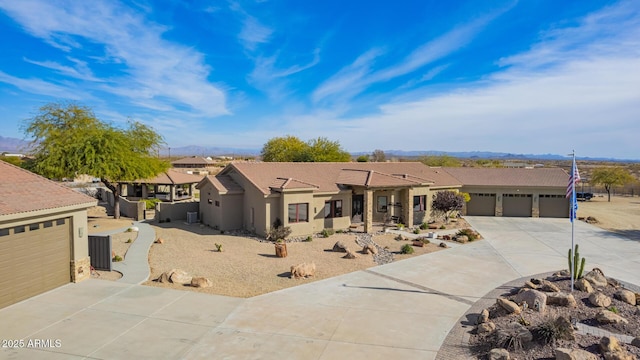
left=187, top=212, right=198, bottom=224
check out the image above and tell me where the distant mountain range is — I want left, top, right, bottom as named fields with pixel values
left=1, top=136, right=634, bottom=162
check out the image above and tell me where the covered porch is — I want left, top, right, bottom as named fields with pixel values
left=121, top=170, right=203, bottom=203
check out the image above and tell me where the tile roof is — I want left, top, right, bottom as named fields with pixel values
left=224, top=162, right=462, bottom=195
left=0, top=161, right=97, bottom=217
left=197, top=175, right=243, bottom=194
left=269, top=177, right=319, bottom=191
left=137, top=169, right=203, bottom=185
left=442, top=167, right=569, bottom=187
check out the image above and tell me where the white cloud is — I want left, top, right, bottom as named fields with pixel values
left=0, top=0, right=229, bottom=117
left=239, top=16, right=273, bottom=51
left=0, top=71, right=84, bottom=100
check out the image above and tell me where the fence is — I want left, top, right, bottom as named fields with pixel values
left=97, top=188, right=145, bottom=220
left=88, top=235, right=112, bottom=271
left=156, top=201, right=199, bottom=222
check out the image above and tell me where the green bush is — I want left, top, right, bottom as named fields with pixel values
left=421, top=238, right=430, bottom=245
left=608, top=306, right=619, bottom=314
left=401, top=244, right=414, bottom=254
left=126, top=238, right=132, bottom=243
left=336, top=229, right=344, bottom=234
left=113, top=255, right=123, bottom=262
left=321, top=229, right=334, bottom=238
left=439, top=225, right=446, bottom=229
left=144, top=198, right=161, bottom=210
left=420, top=222, right=428, bottom=230
left=413, top=228, right=420, bottom=234
left=304, top=236, right=313, bottom=242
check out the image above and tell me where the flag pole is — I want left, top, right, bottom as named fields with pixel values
left=570, top=150, right=576, bottom=293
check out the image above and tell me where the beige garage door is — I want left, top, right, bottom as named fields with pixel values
left=503, top=194, right=533, bottom=217
left=0, top=218, right=71, bottom=309
left=467, top=193, right=496, bottom=216
left=539, top=195, right=569, bottom=218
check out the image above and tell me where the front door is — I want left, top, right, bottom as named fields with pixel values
left=352, top=195, right=364, bottom=223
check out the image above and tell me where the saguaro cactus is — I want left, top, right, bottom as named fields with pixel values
left=568, top=244, right=586, bottom=280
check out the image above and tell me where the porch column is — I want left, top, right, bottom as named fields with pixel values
left=364, top=189, right=373, bottom=233
left=403, top=188, right=413, bottom=227
left=532, top=193, right=540, bottom=218
left=495, top=193, right=503, bottom=217
left=170, top=185, right=175, bottom=202
left=142, top=184, right=148, bottom=199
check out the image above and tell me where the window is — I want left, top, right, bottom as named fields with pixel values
left=215, top=200, right=220, bottom=207
left=0, top=228, right=9, bottom=236
left=56, top=219, right=65, bottom=226
left=14, top=226, right=25, bottom=234
left=324, top=200, right=343, bottom=218
left=43, top=221, right=53, bottom=228
left=413, top=195, right=426, bottom=211
left=377, top=196, right=388, bottom=212
left=29, top=223, right=40, bottom=231
left=288, top=203, right=308, bottom=223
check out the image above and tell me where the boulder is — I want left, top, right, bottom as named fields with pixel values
left=600, top=336, right=635, bottom=360
left=169, top=269, right=192, bottom=284
left=343, top=249, right=358, bottom=259
left=631, top=337, right=640, bottom=348
left=514, top=289, right=547, bottom=312
left=553, top=269, right=571, bottom=278
left=589, top=292, right=612, bottom=307
left=157, top=272, right=171, bottom=283
left=614, top=289, right=636, bottom=305
left=477, top=321, right=496, bottom=334
left=596, top=310, right=629, bottom=325
left=497, top=298, right=521, bottom=314
left=332, top=241, right=348, bottom=252
left=583, top=269, right=608, bottom=288
left=554, top=348, right=599, bottom=360
left=455, top=235, right=468, bottom=243
left=546, top=292, right=577, bottom=308
left=190, top=277, right=212, bottom=288
left=607, top=277, right=621, bottom=288
left=636, top=306, right=640, bottom=316
left=576, top=278, right=594, bottom=293
left=636, top=293, right=640, bottom=306
left=439, top=242, right=448, bottom=248
left=531, top=278, right=560, bottom=292
left=488, top=348, right=510, bottom=360
left=477, top=308, right=490, bottom=324
left=554, top=316, right=576, bottom=341
left=154, top=238, right=164, bottom=244
left=524, top=280, right=539, bottom=290
left=362, top=244, right=378, bottom=255
left=290, top=262, right=316, bottom=278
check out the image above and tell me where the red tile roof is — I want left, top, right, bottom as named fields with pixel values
left=0, top=161, right=97, bottom=217
left=442, top=167, right=569, bottom=187
left=223, top=162, right=462, bottom=195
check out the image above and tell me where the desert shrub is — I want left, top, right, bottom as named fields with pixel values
left=420, top=222, right=428, bottom=230
left=531, top=317, right=573, bottom=345
left=395, top=234, right=405, bottom=241
left=456, top=228, right=477, bottom=241
left=421, top=238, right=430, bottom=245
left=397, top=223, right=405, bottom=229
left=126, top=239, right=132, bottom=243
left=439, top=225, right=446, bottom=229
left=321, top=229, right=334, bottom=238
left=267, top=225, right=292, bottom=241
left=608, top=306, right=619, bottom=314
left=413, top=228, right=420, bottom=234
left=336, top=229, right=344, bottom=234
left=304, top=236, right=313, bottom=242
left=112, top=255, right=123, bottom=262
left=144, top=198, right=161, bottom=210
left=401, top=244, right=414, bottom=254
left=214, top=243, right=223, bottom=252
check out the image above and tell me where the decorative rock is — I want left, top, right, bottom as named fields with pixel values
left=190, top=277, right=212, bottom=288
left=343, top=249, right=358, bottom=259
left=636, top=293, right=640, bottom=306
left=169, top=269, right=192, bottom=284
left=497, top=298, right=521, bottom=314
left=524, top=280, right=539, bottom=290
left=439, top=242, right=448, bottom=248
left=412, top=240, right=424, bottom=247
left=600, top=336, right=622, bottom=353
left=607, top=277, right=621, bottom=288
left=455, top=235, right=468, bottom=243
left=128, top=226, right=139, bottom=232
left=596, top=310, right=629, bottom=325
left=555, top=348, right=599, bottom=360
left=576, top=278, right=594, bottom=293
left=636, top=306, right=640, bottom=316
left=290, top=262, right=316, bottom=278
left=553, top=269, right=571, bottom=277
left=514, top=289, right=547, bottom=313
left=154, top=238, right=164, bottom=244
left=553, top=316, right=576, bottom=341
left=157, top=272, right=170, bottom=283
left=546, top=292, right=577, bottom=308
left=488, top=348, right=510, bottom=360
left=631, top=337, right=640, bottom=348
left=477, top=308, right=490, bottom=324
left=477, top=321, right=496, bottom=334
left=614, top=289, right=636, bottom=305
left=362, top=244, right=378, bottom=255
left=531, top=278, right=560, bottom=292
left=332, top=241, right=348, bottom=252
left=583, top=269, right=608, bottom=288
left=589, top=292, right=612, bottom=307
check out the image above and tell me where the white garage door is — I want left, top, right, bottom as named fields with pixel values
left=0, top=218, right=71, bottom=309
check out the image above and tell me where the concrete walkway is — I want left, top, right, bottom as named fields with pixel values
left=1, top=218, right=638, bottom=360
left=92, top=221, right=157, bottom=284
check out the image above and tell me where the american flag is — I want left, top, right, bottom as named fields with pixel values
left=566, top=158, right=581, bottom=220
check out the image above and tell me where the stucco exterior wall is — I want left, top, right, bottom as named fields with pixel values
left=460, top=185, right=567, bottom=218
left=157, top=201, right=199, bottom=222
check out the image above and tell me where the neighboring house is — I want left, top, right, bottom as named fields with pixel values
left=197, top=162, right=463, bottom=237
left=0, top=161, right=97, bottom=309
left=171, top=156, right=217, bottom=169
left=443, top=167, right=569, bottom=218
left=120, top=169, right=203, bottom=202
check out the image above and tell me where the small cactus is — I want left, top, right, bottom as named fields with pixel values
left=568, top=244, right=585, bottom=280
left=215, top=243, right=224, bottom=252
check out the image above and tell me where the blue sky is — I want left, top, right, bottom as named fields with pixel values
left=0, top=0, right=638, bottom=159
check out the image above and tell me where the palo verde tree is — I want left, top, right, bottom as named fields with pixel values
left=23, top=102, right=168, bottom=219
left=590, top=167, right=636, bottom=202
left=431, top=191, right=465, bottom=223
left=261, top=135, right=350, bottom=162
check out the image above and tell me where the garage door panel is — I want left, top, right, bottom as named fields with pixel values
left=0, top=218, right=70, bottom=309
left=467, top=193, right=496, bottom=216
left=539, top=195, right=569, bottom=218
left=503, top=194, right=532, bottom=217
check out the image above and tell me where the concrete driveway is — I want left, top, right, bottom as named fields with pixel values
left=1, top=218, right=639, bottom=360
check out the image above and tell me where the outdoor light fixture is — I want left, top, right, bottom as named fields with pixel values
left=79, top=227, right=84, bottom=238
